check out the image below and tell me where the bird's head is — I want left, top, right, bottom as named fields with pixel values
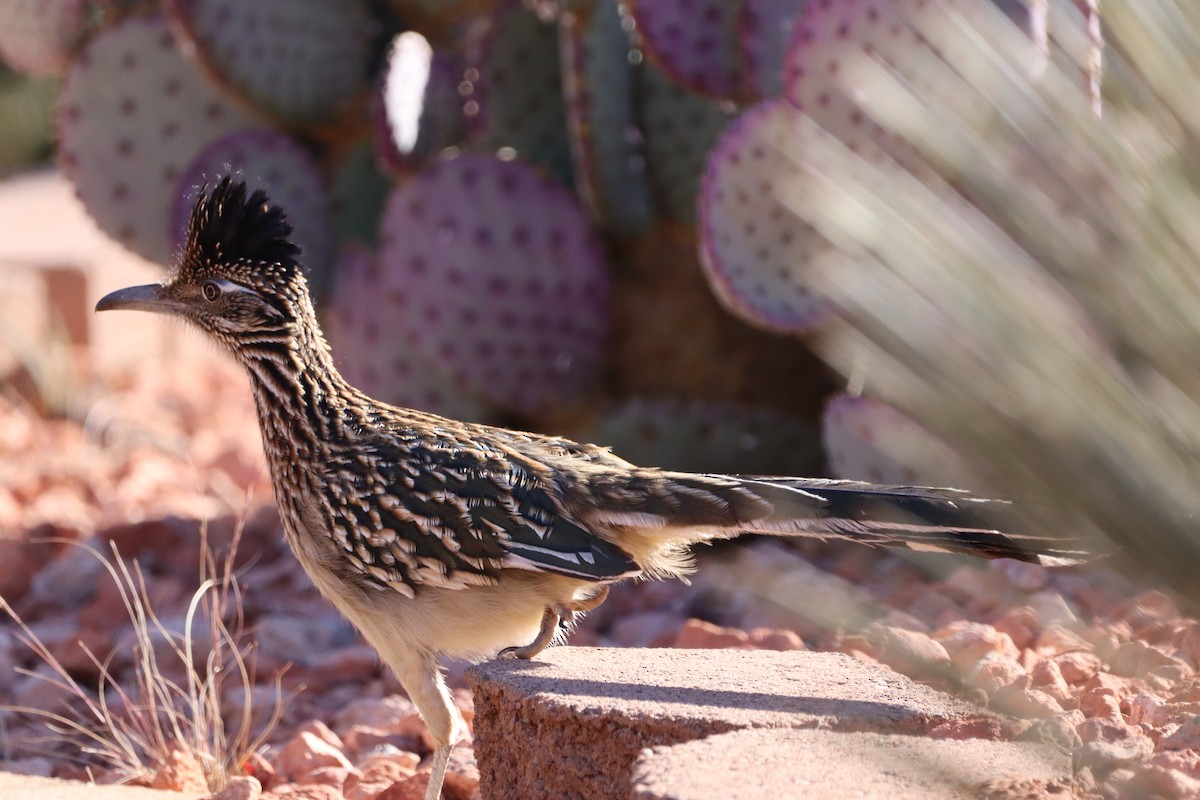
left=96, top=176, right=313, bottom=353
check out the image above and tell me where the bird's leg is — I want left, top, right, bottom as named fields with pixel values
left=498, top=606, right=560, bottom=660
left=497, top=586, right=612, bottom=661
left=375, top=648, right=464, bottom=800
left=566, top=584, right=609, bottom=615
left=426, top=743, right=453, bottom=800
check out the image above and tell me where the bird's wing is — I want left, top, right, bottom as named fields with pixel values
left=318, top=433, right=641, bottom=595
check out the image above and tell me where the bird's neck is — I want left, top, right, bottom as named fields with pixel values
left=236, top=317, right=355, bottom=468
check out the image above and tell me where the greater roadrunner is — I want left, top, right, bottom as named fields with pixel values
left=97, top=177, right=1084, bottom=800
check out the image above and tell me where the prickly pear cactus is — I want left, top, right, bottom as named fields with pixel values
left=57, top=13, right=256, bottom=264
left=19, top=0, right=1089, bottom=446
left=164, top=0, right=373, bottom=124
left=325, top=244, right=492, bottom=422
left=628, top=0, right=743, bottom=101
left=577, top=397, right=818, bottom=474
left=639, top=62, right=734, bottom=224
left=469, top=2, right=573, bottom=183
left=561, top=0, right=653, bottom=236
left=376, top=151, right=608, bottom=414
left=0, top=0, right=87, bottom=75
left=697, top=99, right=829, bottom=334
left=822, top=394, right=976, bottom=488
left=740, top=0, right=807, bottom=98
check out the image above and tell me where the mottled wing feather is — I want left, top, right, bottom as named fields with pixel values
left=318, top=431, right=641, bottom=592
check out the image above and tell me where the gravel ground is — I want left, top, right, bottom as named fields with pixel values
left=2, top=358, right=1200, bottom=800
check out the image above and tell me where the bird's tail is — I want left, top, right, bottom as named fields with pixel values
left=632, top=474, right=1090, bottom=568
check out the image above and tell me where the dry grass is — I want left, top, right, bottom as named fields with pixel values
left=0, top=516, right=287, bottom=790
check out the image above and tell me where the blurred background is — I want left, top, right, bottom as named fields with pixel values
left=4, top=0, right=1200, bottom=797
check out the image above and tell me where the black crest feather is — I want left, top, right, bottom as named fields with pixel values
left=186, top=176, right=301, bottom=274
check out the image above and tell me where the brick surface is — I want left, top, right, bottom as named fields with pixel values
left=632, top=728, right=1072, bottom=800
left=468, top=647, right=1008, bottom=800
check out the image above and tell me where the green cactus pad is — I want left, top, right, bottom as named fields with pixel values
left=639, top=61, right=734, bottom=224
left=0, top=0, right=87, bottom=75
left=697, top=99, right=830, bottom=333
left=326, top=244, right=492, bottom=422
left=57, top=13, right=256, bottom=265
left=165, top=0, right=372, bottom=124
left=469, top=2, right=573, bottom=183
left=822, top=394, right=974, bottom=487
left=629, top=0, right=744, bottom=101
left=577, top=397, right=817, bottom=474
left=561, top=0, right=654, bottom=236
left=331, top=141, right=393, bottom=247
left=376, top=151, right=609, bottom=414
left=169, top=128, right=334, bottom=278
left=740, top=0, right=807, bottom=98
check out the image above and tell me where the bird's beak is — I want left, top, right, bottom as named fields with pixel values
left=95, top=284, right=179, bottom=315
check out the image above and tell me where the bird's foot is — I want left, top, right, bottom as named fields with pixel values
left=498, top=606, right=560, bottom=660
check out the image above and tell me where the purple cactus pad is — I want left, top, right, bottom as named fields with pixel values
left=326, top=244, right=492, bottom=421
left=376, top=151, right=609, bottom=414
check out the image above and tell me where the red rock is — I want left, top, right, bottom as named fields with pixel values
left=866, top=625, right=952, bottom=678
left=991, top=686, right=1062, bottom=720
left=672, top=619, right=749, bottom=649
left=926, top=715, right=1016, bottom=741
left=209, top=776, right=262, bottom=800
left=1128, top=690, right=1168, bottom=727
left=376, top=771, right=431, bottom=800
left=277, top=730, right=353, bottom=780
left=1032, top=622, right=1086, bottom=654
left=302, top=765, right=357, bottom=790
left=333, top=695, right=419, bottom=735
left=306, top=645, right=382, bottom=690
left=296, top=719, right=344, bottom=751
left=745, top=627, right=806, bottom=651
left=150, top=748, right=209, bottom=793
left=1078, top=687, right=1124, bottom=721
left=1163, top=716, right=1200, bottom=751
left=1029, top=659, right=1072, bottom=703
left=967, top=653, right=1025, bottom=694
left=343, top=726, right=424, bottom=762
left=990, top=606, right=1040, bottom=650
left=444, top=746, right=480, bottom=800
left=345, top=756, right=420, bottom=800
left=1075, top=729, right=1155, bottom=773
left=1177, top=624, right=1200, bottom=671
left=1052, top=651, right=1100, bottom=685
left=46, top=624, right=112, bottom=679
left=1144, top=750, right=1200, bottom=780
left=933, top=621, right=1020, bottom=674
left=1114, top=764, right=1200, bottom=800
left=1109, top=641, right=1187, bottom=680
left=611, top=610, right=681, bottom=647
left=262, top=783, right=343, bottom=800
left=394, top=713, right=437, bottom=753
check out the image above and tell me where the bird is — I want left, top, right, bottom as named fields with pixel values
left=96, top=177, right=1086, bottom=800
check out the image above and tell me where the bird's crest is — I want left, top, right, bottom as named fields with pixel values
left=179, top=176, right=302, bottom=283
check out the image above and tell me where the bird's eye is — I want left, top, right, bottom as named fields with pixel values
left=201, top=280, right=222, bottom=302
